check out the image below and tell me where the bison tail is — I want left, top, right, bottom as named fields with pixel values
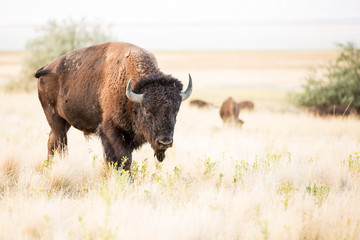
left=34, top=67, right=50, bottom=78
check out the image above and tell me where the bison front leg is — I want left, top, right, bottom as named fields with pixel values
left=98, top=121, right=133, bottom=172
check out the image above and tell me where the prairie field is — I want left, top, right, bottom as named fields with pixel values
left=1, top=50, right=360, bottom=239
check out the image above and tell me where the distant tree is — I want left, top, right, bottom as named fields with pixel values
left=7, top=18, right=113, bottom=92
left=291, top=42, right=360, bottom=114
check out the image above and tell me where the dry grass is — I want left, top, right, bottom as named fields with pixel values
left=0, top=50, right=359, bottom=239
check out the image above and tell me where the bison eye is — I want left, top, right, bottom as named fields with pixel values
left=143, top=109, right=152, bottom=116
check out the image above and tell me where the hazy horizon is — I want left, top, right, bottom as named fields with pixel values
left=1, top=0, right=360, bottom=51
left=1, top=22, right=360, bottom=51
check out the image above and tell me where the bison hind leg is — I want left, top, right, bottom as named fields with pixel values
left=48, top=130, right=67, bottom=157
left=46, top=115, right=71, bottom=159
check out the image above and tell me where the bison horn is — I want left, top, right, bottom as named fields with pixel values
left=126, top=78, right=144, bottom=104
left=180, top=74, right=193, bottom=101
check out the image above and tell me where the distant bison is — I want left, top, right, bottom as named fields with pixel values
left=220, top=97, right=244, bottom=126
left=238, top=100, right=254, bottom=111
left=190, top=99, right=212, bottom=108
left=35, top=42, right=192, bottom=171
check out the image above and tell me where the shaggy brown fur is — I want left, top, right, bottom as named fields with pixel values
left=35, top=42, right=192, bottom=171
left=220, top=97, right=244, bottom=126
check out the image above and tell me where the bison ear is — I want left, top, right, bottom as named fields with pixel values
left=126, top=78, right=144, bottom=104
left=180, top=74, right=193, bottom=101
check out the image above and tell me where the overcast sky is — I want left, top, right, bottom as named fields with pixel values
left=1, top=0, right=360, bottom=25
left=1, top=0, right=360, bottom=50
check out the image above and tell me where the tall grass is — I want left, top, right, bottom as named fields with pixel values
left=0, top=91, right=359, bottom=239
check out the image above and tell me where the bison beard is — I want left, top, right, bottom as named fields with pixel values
left=155, top=150, right=166, bottom=162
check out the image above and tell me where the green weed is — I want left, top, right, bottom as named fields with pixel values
left=306, top=181, right=330, bottom=206
left=343, top=152, right=360, bottom=173
left=258, top=220, right=270, bottom=240
left=140, top=158, right=149, bottom=180
left=92, top=154, right=98, bottom=167
left=233, top=160, right=249, bottom=184
left=130, top=160, right=139, bottom=180
left=217, top=173, right=224, bottom=188
left=252, top=153, right=282, bottom=172
left=254, top=203, right=270, bottom=240
left=130, top=158, right=149, bottom=184
left=107, top=160, right=131, bottom=192
left=202, top=157, right=217, bottom=177
left=277, top=182, right=297, bottom=209
left=173, top=166, right=182, bottom=180
left=40, top=154, right=54, bottom=173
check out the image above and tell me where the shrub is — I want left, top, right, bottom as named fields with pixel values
left=291, top=42, right=360, bottom=114
left=6, top=18, right=113, bottom=92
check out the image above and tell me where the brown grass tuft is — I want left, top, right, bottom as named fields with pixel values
left=47, top=159, right=83, bottom=192
left=0, top=155, right=20, bottom=188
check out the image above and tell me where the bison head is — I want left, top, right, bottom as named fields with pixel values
left=126, top=73, right=192, bottom=162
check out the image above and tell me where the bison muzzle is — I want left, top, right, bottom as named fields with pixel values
left=35, top=42, right=192, bottom=171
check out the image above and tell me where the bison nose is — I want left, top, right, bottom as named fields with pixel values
left=156, top=137, right=173, bottom=149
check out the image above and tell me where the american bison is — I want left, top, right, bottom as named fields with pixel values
left=238, top=100, right=254, bottom=111
left=220, top=97, right=244, bottom=126
left=190, top=99, right=212, bottom=108
left=35, top=42, right=192, bottom=171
